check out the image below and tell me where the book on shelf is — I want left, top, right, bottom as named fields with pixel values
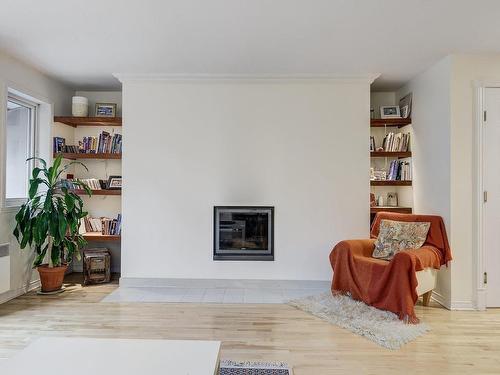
left=61, top=178, right=103, bottom=190
left=381, top=132, right=410, bottom=152
left=52, top=132, right=122, bottom=154
left=386, top=160, right=412, bottom=181
left=80, top=214, right=122, bottom=236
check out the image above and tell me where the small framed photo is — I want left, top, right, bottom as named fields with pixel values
left=95, top=103, right=117, bottom=117
left=380, top=105, right=401, bottom=119
left=107, top=175, right=122, bottom=190
left=399, top=93, right=412, bottom=119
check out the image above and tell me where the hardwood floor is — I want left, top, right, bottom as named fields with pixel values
left=1, top=275, right=500, bottom=374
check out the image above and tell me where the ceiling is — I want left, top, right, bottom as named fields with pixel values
left=1, top=0, right=500, bottom=91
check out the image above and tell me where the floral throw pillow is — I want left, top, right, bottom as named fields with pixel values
left=372, top=220, right=431, bottom=261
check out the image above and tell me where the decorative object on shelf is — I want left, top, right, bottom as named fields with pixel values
left=380, top=105, right=401, bottom=119
left=377, top=195, right=384, bottom=206
left=387, top=192, right=398, bottom=207
left=370, top=193, right=376, bottom=207
left=83, top=248, right=111, bottom=285
left=371, top=169, right=387, bottom=181
left=107, top=175, right=122, bottom=190
left=370, top=136, right=376, bottom=151
left=95, top=103, right=117, bottom=117
left=72, top=96, right=88, bottom=117
left=13, top=155, right=91, bottom=293
left=399, top=93, right=412, bottom=119
left=370, top=108, right=375, bottom=119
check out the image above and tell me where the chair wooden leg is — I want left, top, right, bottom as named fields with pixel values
left=422, top=290, right=432, bottom=307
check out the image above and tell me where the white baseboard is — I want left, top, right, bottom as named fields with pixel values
left=119, top=277, right=331, bottom=289
left=450, top=300, right=476, bottom=310
left=0, top=279, right=40, bottom=305
left=431, top=290, right=451, bottom=310
left=431, top=290, right=476, bottom=310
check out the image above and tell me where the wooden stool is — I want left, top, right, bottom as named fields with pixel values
left=83, top=248, right=111, bottom=285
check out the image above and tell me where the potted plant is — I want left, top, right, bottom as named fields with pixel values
left=13, top=155, right=91, bottom=293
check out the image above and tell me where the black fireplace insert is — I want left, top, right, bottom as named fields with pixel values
left=213, top=206, right=274, bottom=261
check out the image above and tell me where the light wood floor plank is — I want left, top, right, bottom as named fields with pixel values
left=0, top=275, right=499, bottom=374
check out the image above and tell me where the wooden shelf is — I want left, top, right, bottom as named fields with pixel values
left=371, top=180, right=412, bottom=186
left=54, top=116, right=122, bottom=127
left=82, top=233, right=121, bottom=242
left=371, top=206, right=412, bottom=214
left=71, top=189, right=121, bottom=196
left=370, top=118, right=411, bottom=128
left=371, top=151, right=412, bottom=158
left=54, top=152, right=121, bottom=160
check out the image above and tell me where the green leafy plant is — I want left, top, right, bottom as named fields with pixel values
left=13, top=155, right=92, bottom=268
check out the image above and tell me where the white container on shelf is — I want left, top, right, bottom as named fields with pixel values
left=72, top=96, right=88, bottom=117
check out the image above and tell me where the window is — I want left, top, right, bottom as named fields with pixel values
left=5, top=93, right=38, bottom=207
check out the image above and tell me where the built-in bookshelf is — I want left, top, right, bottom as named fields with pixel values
left=53, top=115, right=122, bottom=265
left=370, top=115, right=413, bottom=220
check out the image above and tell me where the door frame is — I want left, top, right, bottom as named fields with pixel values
left=473, top=81, right=500, bottom=310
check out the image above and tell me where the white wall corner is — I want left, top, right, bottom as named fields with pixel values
left=112, top=73, right=380, bottom=85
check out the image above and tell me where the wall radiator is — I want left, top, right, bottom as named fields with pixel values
left=0, top=243, right=10, bottom=294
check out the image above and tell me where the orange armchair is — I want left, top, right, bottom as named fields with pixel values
left=329, top=212, right=452, bottom=323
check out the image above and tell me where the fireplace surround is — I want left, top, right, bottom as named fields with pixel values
left=213, top=206, right=274, bottom=261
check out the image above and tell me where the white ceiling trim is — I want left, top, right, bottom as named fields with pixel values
left=113, top=73, right=380, bottom=85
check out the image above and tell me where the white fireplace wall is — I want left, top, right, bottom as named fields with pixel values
left=120, top=78, right=371, bottom=281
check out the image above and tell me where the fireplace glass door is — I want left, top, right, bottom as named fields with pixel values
left=214, top=206, right=274, bottom=260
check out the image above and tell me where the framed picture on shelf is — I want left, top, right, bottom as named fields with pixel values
left=380, top=105, right=401, bottom=119
left=95, top=103, right=117, bottom=117
left=107, top=175, right=122, bottom=190
left=370, top=136, right=376, bottom=152
left=399, top=93, right=412, bottom=119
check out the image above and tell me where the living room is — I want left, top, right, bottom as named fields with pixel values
left=1, top=1, right=500, bottom=374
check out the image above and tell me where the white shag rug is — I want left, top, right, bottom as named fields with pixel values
left=288, top=292, right=429, bottom=350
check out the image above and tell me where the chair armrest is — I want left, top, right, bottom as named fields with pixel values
left=332, top=239, right=376, bottom=258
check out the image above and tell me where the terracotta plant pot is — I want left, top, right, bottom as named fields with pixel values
left=37, top=264, right=67, bottom=292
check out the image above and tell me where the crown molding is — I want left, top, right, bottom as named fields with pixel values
left=113, top=73, right=380, bottom=85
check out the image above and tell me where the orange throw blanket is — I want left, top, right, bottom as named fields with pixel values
left=329, top=213, right=452, bottom=323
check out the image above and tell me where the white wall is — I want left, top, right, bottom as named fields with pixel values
left=449, top=54, right=500, bottom=307
left=0, top=51, right=72, bottom=303
left=397, top=56, right=453, bottom=307
left=121, top=78, right=371, bottom=281
left=395, top=54, right=500, bottom=309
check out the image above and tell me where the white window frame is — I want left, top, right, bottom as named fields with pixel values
left=3, top=91, right=39, bottom=209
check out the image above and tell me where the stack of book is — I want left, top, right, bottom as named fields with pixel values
left=80, top=214, right=122, bottom=236
left=387, top=160, right=412, bottom=181
left=53, top=131, right=122, bottom=154
left=97, top=132, right=122, bottom=154
left=61, top=178, right=102, bottom=190
left=383, top=132, right=410, bottom=152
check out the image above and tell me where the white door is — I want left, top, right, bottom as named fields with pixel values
left=484, top=88, right=500, bottom=307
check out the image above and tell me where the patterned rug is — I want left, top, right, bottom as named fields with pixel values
left=219, top=360, right=292, bottom=374
left=288, top=292, right=429, bottom=350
